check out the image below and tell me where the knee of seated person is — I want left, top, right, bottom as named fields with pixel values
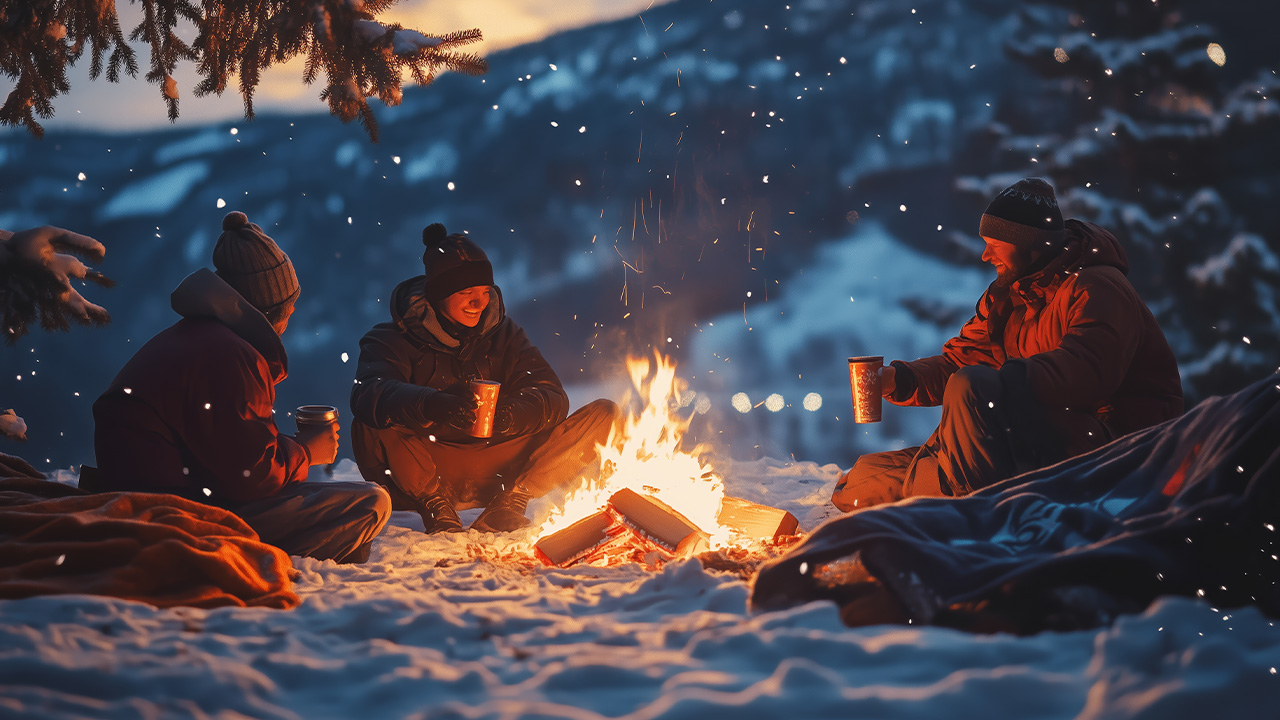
left=944, top=365, right=1000, bottom=406
left=360, top=483, right=393, bottom=522
left=587, top=398, right=621, bottom=420
left=582, top=398, right=623, bottom=432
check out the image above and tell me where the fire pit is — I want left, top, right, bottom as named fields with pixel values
left=532, top=353, right=801, bottom=569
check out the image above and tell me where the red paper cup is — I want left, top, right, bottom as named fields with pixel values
left=848, top=356, right=883, bottom=423
left=470, top=380, right=500, bottom=438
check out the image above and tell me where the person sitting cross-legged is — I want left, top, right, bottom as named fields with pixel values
left=350, top=223, right=619, bottom=534
left=89, top=211, right=391, bottom=564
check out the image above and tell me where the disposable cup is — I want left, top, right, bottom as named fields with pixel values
left=470, top=381, right=501, bottom=438
left=848, top=356, right=883, bottom=423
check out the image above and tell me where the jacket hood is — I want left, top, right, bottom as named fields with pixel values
left=389, top=275, right=505, bottom=351
left=1010, top=219, right=1129, bottom=304
left=1060, top=219, right=1128, bottom=274
left=170, top=268, right=289, bottom=383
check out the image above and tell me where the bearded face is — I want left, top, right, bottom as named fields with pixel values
left=982, top=236, right=1038, bottom=287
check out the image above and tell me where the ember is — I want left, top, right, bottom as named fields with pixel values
left=533, top=353, right=799, bottom=568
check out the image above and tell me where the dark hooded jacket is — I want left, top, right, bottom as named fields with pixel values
left=349, top=277, right=568, bottom=443
left=889, top=220, right=1183, bottom=451
left=92, top=269, right=310, bottom=505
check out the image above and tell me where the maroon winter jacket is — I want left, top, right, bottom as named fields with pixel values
left=92, top=269, right=310, bottom=505
left=890, top=220, right=1184, bottom=453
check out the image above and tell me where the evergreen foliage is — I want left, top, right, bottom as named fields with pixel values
left=957, top=0, right=1280, bottom=400
left=0, top=0, right=488, bottom=141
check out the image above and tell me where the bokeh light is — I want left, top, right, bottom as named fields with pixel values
left=1207, top=43, right=1226, bottom=66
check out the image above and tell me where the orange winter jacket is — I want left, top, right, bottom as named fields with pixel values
left=889, top=220, right=1183, bottom=452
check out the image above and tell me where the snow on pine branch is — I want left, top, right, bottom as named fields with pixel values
left=1008, top=26, right=1219, bottom=91
left=353, top=20, right=444, bottom=54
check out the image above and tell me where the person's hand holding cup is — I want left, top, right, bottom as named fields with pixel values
left=295, top=405, right=340, bottom=466
left=880, top=364, right=896, bottom=397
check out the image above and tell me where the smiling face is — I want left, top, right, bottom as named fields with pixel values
left=982, top=236, right=1034, bottom=286
left=439, top=286, right=491, bottom=327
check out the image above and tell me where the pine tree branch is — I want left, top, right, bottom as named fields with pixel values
left=0, top=0, right=487, bottom=139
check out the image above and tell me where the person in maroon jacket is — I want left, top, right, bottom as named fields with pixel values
left=91, top=211, right=390, bottom=563
left=350, top=223, right=619, bottom=534
left=832, top=178, right=1184, bottom=511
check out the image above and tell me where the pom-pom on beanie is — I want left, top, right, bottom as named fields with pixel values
left=978, top=178, right=1067, bottom=248
left=212, top=211, right=300, bottom=324
left=422, top=223, right=494, bottom=303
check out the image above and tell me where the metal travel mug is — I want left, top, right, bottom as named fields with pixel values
left=295, top=404, right=339, bottom=430
left=848, top=356, right=884, bottom=423
left=469, top=380, right=500, bottom=438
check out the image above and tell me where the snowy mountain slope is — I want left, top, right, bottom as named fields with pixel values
left=682, top=221, right=991, bottom=466
left=2, top=0, right=1023, bottom=471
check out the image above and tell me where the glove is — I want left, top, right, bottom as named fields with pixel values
left=493, top=398, right=518, bottom=436
left=422, top=390, right=477, bottom=431
left=1, top=408, right=28, bottom=441
left=0, top=225, right=113, bottom=340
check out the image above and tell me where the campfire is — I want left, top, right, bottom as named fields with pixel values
left=532, top=353, right=799, bottom=568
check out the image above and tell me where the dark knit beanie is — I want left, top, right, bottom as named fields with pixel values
left=422, top=223, right=494, bottom=303
left=978, top=178, right=1067, bottom=248
left=212, top=211, right=300, bottom=323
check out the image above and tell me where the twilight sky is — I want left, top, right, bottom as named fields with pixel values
left=42, top=0, right=674, bottom=131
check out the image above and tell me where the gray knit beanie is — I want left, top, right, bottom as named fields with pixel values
left=212, top=211, right=300, bottom=323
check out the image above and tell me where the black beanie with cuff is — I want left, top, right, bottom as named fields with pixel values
left=421, top=223, right=494, bottom=303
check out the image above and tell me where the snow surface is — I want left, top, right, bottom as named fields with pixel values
left=4, top=461, right=1280, bottom=718
left=3, top=2, right=1279, bottom=713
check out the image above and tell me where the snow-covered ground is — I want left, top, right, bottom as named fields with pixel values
left=4, top=461, right=1280, bottom=719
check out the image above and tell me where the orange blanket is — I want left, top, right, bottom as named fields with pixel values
left=0, top=453, right=299, bottom=609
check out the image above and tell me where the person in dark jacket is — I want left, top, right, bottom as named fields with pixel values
left=91, top=211, right=391, bottom=564
left=832, top=178, right=1184, bottom=511
left=350, top=223, right=619, bottom=534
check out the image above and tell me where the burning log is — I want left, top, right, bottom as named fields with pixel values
left=532, top=510, right=632, bottom=568
left=716, top=496, right=799, bottom=542
left=605, top=488, right=710, bottom=559
left=534, top=489, right=798, bottom=569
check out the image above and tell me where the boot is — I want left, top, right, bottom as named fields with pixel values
left=471, top=486, right=532, bottom=533
left=417, top=492, right=463, bottom=534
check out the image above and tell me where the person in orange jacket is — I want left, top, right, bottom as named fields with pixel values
left=833, top=178, right=1184, bottom=511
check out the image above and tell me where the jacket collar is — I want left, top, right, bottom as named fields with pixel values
left=1009, top=219, right=1129, bottom=306
left=390, top=275, right=504, bottom=351
left=170, top=268, right=289, bottom=383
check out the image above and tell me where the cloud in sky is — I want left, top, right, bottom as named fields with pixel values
left=39, top=0, right=674, bottom=131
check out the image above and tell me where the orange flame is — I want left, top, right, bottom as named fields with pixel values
left=535, top=352, right=735, bottom=547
